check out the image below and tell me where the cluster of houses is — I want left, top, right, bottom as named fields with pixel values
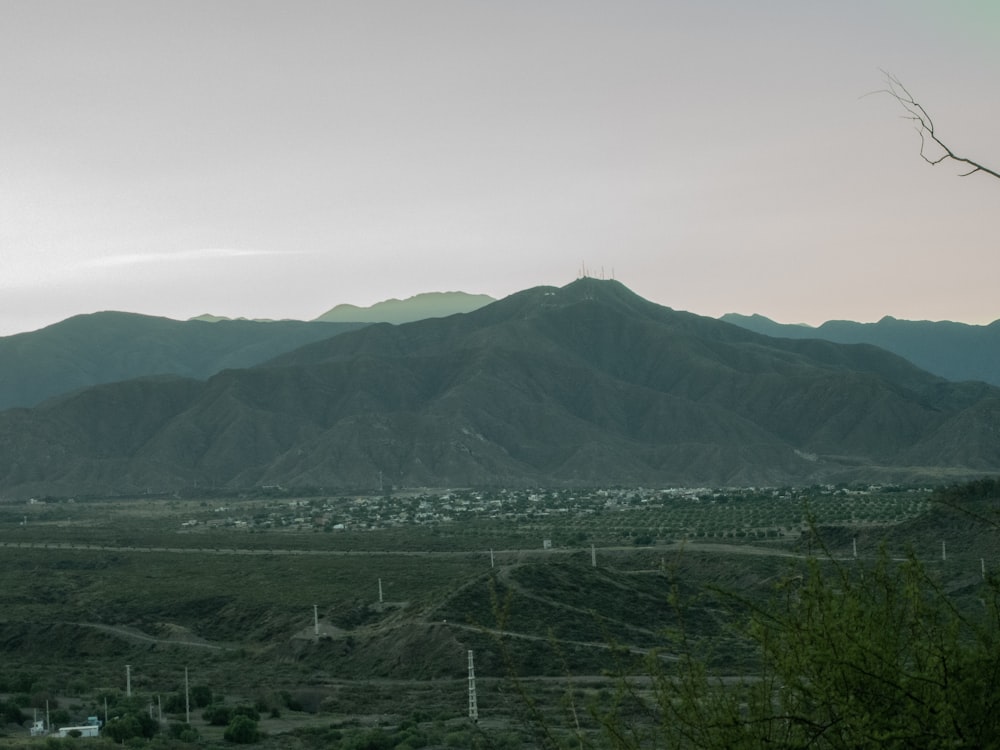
left=179, top=487, right=666, bottom=532
left=178, top=484, right=904, bottom=534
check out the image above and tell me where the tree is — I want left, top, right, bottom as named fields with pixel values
left=224, top=714, right=261, bottom=744
left=593, top=549, right=1000, bottom=748
left=103, top=714, right=145, bottom=744
left=0, top=699, right=24, bottom=726
left=877, top=71, right=1000, bottom=181
left=191, top=684, right=213, bottom=708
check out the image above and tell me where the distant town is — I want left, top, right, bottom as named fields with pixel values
left=163, top=485, right=932, bottom=541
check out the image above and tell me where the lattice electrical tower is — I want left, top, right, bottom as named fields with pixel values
left=467, top=650, right=478, bottom=722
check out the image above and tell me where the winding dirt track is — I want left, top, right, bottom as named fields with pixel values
left=76, top=622, right=232, bottom=650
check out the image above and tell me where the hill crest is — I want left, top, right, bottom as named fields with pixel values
left=314, top=291, right=495, bottom=324
left=721, top=312, right=1000, bottom=385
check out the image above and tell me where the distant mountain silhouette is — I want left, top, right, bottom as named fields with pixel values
left=721, top=313, right=1000, bottom=386
left=0, top=292, right=493, bottom=411
left=314, top=291, right=495, bottom=324
left=2, top=279, right=998, bottom=498
left=0, top=312, right=365, bottom=411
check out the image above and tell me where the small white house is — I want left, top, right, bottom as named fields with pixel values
left=58, top=724, right=100, bottom=738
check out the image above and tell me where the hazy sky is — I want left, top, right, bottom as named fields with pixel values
left=2, top=1, right=999, bottom=336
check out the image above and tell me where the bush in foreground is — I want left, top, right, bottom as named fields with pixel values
left=591, top=549, right=1000, bottom=749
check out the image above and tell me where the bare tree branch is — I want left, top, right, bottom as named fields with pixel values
left=869, top=70, right=1000, bottom=181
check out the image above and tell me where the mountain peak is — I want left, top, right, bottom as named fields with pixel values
left=487, top=278, right=668, bottom=321
left=3, top=276, right=1000, bottom=495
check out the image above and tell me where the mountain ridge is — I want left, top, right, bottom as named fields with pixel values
left=0, top=292, right=499, bottom=411
left=1, top=278, right=998, bottom=498
left=721, top=312, right=1000, bottom=386
left=0, top=312, right=366, bottom=411
left=314, top=291, right=495, bottom=324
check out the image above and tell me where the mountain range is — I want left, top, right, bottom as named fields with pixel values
left=0, top=313, right=365, bottom=412
left=1, top=278, right=998, bottom=498
left=0, top=292, right=493, bottom=411
left=722, top=313, right=1000, bottom=387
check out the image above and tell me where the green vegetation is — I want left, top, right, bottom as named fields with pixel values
left=580, top=551, right=1000, bottom=748
left=0, top=481, right=997, bottom=747
left=222, top=714, right=260, bottom=744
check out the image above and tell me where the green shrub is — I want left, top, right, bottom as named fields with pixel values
left=594, top=550, right=1000, bottom=748
left=223, top=715, right=260, bottom=744
left=203, top=704, right=232, bottom=725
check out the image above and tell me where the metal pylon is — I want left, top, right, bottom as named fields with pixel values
left=468, top=649, right=478, bottom=722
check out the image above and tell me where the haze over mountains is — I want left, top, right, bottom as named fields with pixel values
left=1, top=278, right=998, bottom=498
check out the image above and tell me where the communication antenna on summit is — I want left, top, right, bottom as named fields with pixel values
left=467, top=650, right=479, bottom=722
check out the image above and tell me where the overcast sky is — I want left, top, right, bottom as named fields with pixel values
left=2, top=1, right=998, bottom=336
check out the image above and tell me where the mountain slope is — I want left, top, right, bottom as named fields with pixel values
left=721, top=313, right=1000, bottom=386
left=1, top=279, right=999, bottom=497
left=0, top=312, right=365, bottom=410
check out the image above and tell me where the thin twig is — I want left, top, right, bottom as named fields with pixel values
left=867, top=70, right=1000, bottom=181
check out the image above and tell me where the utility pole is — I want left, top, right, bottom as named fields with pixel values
left=184, top=667, right=190, bottom=725
left=126, top=665, right=132, bottom=697
left=314, top=604, right=319, bottom=636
